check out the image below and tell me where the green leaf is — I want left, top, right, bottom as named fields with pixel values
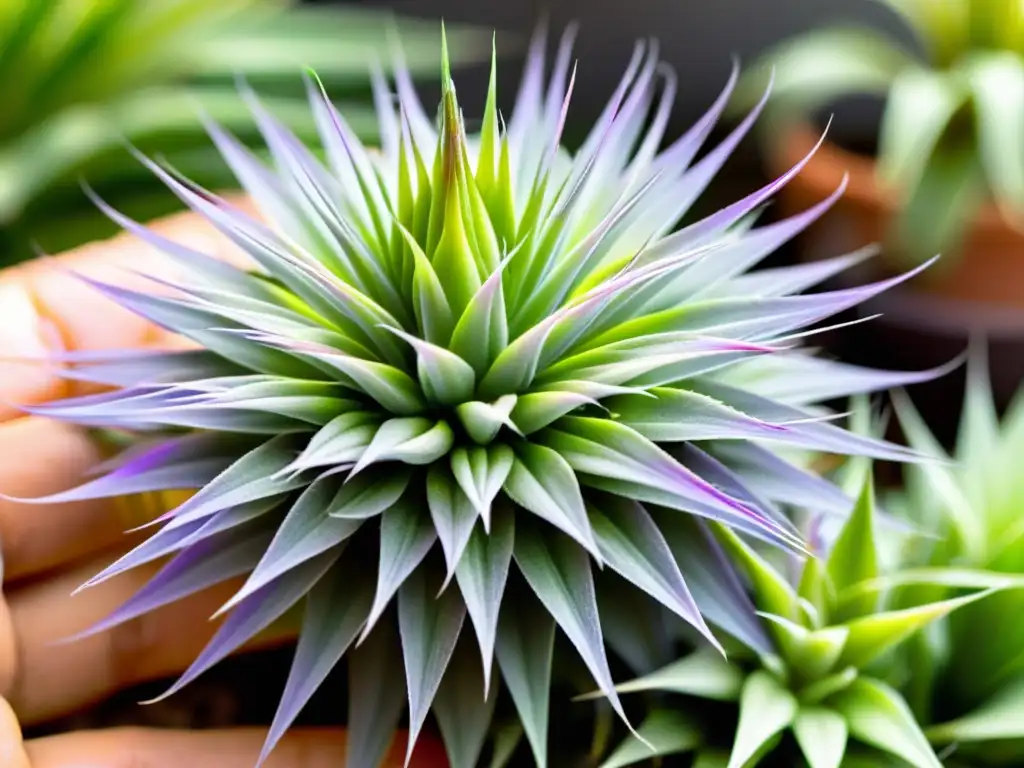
left=798, top=556, right=835, bottom=625
left=599, top=709, right=701, bottom=768
left=397, top=223, right=455, bottom=345
left=882, top=0, right=968, bottom=64
left=495, top=594, right=555, bottom=768
left=488, top=721, right=524, bottom=768
left=503, top=441, right=600, bottom=559
left=760, top=614, right=849, bottom=681
left=876, top=65, right=967, bottom=192
left=830, top=677, right=942, bottom=768
left=891, top=391, right=983, bottom=557
left=606, top=648, right=744, bottom=702
left=716, top=526, right=800, bottom=623
left=398, top=565, right=467, bottom=766
left=454, top=502, right=515, bottom=695
left=964, top=51, right=1024, bottom=224
left=736, top=27, right=913, bottom=115
left=727, top=671, right=797, bottom=768
left=891, top=141, right=985, bottom=263
left=793, top=707, right=848, bottom=768
left=927, top=675, right=1024, bottom=743
left=449, top=445, right=514, bottom=530
left=837, top=589, right=996, bottom=669
left=827, top=475, right=879, bottom=622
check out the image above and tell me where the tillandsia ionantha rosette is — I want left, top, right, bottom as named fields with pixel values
left=882, top=347, right=1024, bottom=767
left=5, top=23, right=961, bottom=768
left=596, top=467, right=1014, bottom=768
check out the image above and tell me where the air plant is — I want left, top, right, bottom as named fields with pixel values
left=0, top=0, right=484, bottom=262
left=9, top=23, right=955, bottom=768
left=598, top=472, right=1007, bottom=768
left=883, top=349, right=1024, bottom=766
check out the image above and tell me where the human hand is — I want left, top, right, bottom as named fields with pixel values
left=0, top=206, right=444, bottom=767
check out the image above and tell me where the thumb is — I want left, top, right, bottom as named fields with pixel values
left=0, top=697, right=32, bottom=768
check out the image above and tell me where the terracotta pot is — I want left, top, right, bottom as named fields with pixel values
left=769, top=122, right=1024, bottom=308
left=765, top=123, right=1024, bottom=424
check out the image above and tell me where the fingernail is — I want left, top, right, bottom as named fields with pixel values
left=0, top=281, right=65, bottom=419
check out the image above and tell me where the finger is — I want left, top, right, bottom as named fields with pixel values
left=7, top=557, right=293, bottom=726
left=0, top=417, right=164, bottom=583
left=26, top=727, right=446, bottom=768
left=0, top=698, right=31, bottom=768
left=0, top=197, right=255, bottom=420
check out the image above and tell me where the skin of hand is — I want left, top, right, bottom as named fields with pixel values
left=0, top=203, right=447, bottom=767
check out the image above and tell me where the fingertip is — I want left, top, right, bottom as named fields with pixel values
left=0, top=698, right=31, bottom=768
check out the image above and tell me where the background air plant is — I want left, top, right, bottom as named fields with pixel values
left=9, top=23, right=957, bottom=768
left=737, top=0, right=1024, bottom=262
left=884, top=350, right=1024, bottom=766
left=0, top=0, right=485, bottom=263
left=598, top=472, right=1011, bottom=768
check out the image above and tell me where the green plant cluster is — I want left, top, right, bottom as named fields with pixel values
left=740, top=0, right=1024, bottom=262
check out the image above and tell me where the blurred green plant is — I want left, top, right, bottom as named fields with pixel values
left=883, top=349, right=1024, bottom=766
left=0, top=0, right=486, bottom=263
left=738, top=0, right=1024, bottom=263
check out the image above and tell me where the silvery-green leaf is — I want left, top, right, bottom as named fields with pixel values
left=327, top=468, right=413, bottom=519
left=449, top=444, right=514, bottom=529
left=513, top=522, right=631, bottom=727
left=427, top=464, right=481, bottom=588
left=503, top=441, right=601, bottom=560
left=433, top=639, right=499, bottom=768
left=589, top=495, right=716, bottom=648
left=654, top=512, right=770, bottom=653
left=495, top=591, right=555, bottom=768
left=397, top=564, right=467, bottom=766
left=352, top=417, right=453, bottom=475
left=456, top=395, right=520, bottom=445
left=455, top=502, right=514, bottom=694
left=361, top=498, right=438, bottom=640
left=385, top=326, right=476, bottom=405
left=258, top=559, right=373, bottom=766
left=218, top=476, right=363, bottom=613
left=347, top=619, right=406, bottom=768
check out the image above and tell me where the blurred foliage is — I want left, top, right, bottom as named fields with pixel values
left=738, top=0, right=1024, bottom=264
left=0, top=0, right=487, bottom=264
